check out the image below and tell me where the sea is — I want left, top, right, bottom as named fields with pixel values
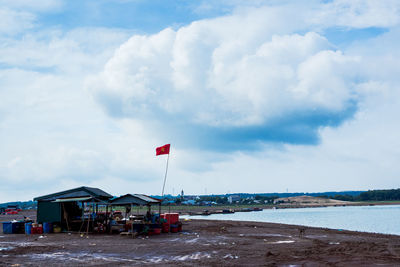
left=185, top=205, right=400, bottom=236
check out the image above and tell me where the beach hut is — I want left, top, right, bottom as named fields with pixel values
left=109, top=194, right=161, bottom=234
left=110, top=194, right=161, bottom=219
left=34, top=186, right=113, bottom=229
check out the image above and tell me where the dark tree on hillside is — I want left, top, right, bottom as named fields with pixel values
left=359, top=189, right=400, bottom=201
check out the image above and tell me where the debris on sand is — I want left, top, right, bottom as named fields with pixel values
left=223, top=254, right=239, bottom=259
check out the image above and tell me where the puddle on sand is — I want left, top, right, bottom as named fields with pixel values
left=0, top=241, right=57, bottom=248
left=146, top=252, right=212, bottom=263
left=23, top=250, right=213, bottom=265
left=172, top=252, right=211, bottom=261
left=240, top=233, right=289, bottom=238
left=223, top=254, right=239, bottom=259
left=0, top=247, right=14, bottom=251
left=265, top=240, right=295, bottom=244
left=305, top=235, right=328, bottom=238
left=25, top=252, right=139, bottom=264
left=185, top=238, right=199, bottom=244
left=185, top=235, right=229, bottom=246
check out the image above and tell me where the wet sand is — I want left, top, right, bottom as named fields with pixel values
left=1, top=219, right=400, bottom=266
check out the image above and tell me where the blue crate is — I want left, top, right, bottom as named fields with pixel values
left=2, top=222, right=14, bottom=234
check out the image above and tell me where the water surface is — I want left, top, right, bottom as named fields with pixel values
left=186, top=205, right=400, bottom=235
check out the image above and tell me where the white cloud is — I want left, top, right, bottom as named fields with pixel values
left=89, top=13, right=358, bottom=128
left=0, top=28, right=131, bottom=73
left=0, top=7, right=35, bottom=35
left=314, top=0, right=400, bottom=29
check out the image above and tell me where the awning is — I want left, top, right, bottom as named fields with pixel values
left=53, top=197, right=93, bottom=202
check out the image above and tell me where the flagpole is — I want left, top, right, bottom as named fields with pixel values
left=161, top=153, right=170, bottom=198
left=159, top=153, right=170, bottom=220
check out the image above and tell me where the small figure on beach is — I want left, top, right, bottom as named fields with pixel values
left=298, top=227, right=306, bottom=238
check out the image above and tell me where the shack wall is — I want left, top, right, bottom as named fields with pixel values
left=37, top=201, right=61, bottom=223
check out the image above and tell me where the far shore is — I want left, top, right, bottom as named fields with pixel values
left=2, top=200, right=400, bottom=221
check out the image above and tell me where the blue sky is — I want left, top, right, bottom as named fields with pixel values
left=38, top=1, right=203, bottom=32
left=1, top=0, right=400, bottom=202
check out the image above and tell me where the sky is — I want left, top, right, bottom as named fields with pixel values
left=1, top=0, right=400, bottom=202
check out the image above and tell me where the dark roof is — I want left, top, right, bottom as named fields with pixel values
left=110, top=194, right=161, bottom=205
left=34, top=186, right=113, bottom=202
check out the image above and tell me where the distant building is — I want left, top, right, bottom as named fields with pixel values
left=183, top=195, right=197, bottom=201
left=228, top=195, right=241, bottom=204
left=182, top=200, right=195, bottom=205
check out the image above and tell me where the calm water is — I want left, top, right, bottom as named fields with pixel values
left=186, top=205, right=400, bottom=236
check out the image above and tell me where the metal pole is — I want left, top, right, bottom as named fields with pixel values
left=160, top=153, right=170, bottom=222
left=161, top=153, right=170, bottom=198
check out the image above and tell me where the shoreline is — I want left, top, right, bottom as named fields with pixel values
left=188, top=217, right=400, bottom=238
left=178, top=201, right=400, bottom=216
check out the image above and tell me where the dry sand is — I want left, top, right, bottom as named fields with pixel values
left=273, top=195, right=351, bottom=206
left=1, top=217, right=400, bottom=266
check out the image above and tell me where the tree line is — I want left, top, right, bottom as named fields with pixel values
left=320, top=188, right=400, bottom=202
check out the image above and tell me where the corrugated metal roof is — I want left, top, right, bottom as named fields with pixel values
left=133, top=194, right=161, bottom=203
left=34, top=186, right=113, bottom=201
left=110, top=194, right=161, bottom=205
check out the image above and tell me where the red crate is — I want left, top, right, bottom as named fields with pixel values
left=32, top=226, right=43, bottom=234
left=162, top=223, right=170, bottom=233
left=161, top=213, right=179, bottom=224
left=150, top=228, right=161, bottom=235
left=170, top=225, right=178, bottom=233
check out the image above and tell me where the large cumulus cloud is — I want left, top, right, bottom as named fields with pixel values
left=88, top=7, right=361, bottom=149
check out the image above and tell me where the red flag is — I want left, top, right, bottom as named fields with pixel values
left=156, top=144, right=170, bottom=156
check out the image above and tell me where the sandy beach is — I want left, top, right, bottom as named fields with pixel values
left=1, top=216, right=400, bottom=266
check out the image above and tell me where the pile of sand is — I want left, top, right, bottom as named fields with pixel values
left=274, top=195, right=350, bottom=206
